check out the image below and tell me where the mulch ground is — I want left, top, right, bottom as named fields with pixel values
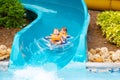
left=0, top=10, right=119, bottom=51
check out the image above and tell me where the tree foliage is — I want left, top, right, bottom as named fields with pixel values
left=0, top=0, right=26, bottom=28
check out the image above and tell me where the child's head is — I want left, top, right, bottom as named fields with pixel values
left=61, top=27, right=67, bottom=33
left=53, top=28, right=59, bottom=35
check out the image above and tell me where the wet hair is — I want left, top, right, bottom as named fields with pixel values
left=62, top=27, right=67, bottom=32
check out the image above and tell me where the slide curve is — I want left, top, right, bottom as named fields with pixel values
left=10, top=0, right=90, bottom=68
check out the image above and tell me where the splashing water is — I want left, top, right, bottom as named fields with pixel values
left=11, top=66, right=63, bottom=80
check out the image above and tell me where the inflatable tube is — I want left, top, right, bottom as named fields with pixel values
left=85, top=0, right=120, bottom=10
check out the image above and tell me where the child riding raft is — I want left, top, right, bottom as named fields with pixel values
left=48, top=27, right=68, bottom=45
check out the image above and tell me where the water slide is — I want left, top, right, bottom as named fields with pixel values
left=10, top=0, right=90, bottom=68
left=85, top=0, right=120, bottom=10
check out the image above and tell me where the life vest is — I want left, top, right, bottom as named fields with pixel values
left=51, top=34, right=61, bottom=42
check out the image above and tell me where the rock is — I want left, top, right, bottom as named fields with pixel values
left=114, top=60, right=120, bottom=63
left=88, top=51, right=94, bottom=62
left=95, top=48, right=101, bottom=53
left=0, top=45, right=11, bottom=60
left=112, top=51, right=120, bottom=61
left=0, top=54, right=9, bottom=61
left=0, top=50, right=6, bottom=55
left=97, top=51, right=103, bottom=56
left=0, top=45, right=7, bottom=54
left=88, top=47, right=120, bottom=63
left=115, top=50, right=120, bottom=60
left=89, top=49, right=96, bottom=54
left=94, top=57, right=103, bottom=62
left=100, top=47, right=108, bottom=54
left=93, top=54, right=103, bottom=62
left=109, top=51, right=115, bottom=55
left=104, top=58, right=113, bottom=62
left=6, top=48, right=11, bottom=54
left=101, top=47, right=109, bottom=59
left=0, top=54, right=4, bottom=57
left=0, top=45, right=7, bottom=50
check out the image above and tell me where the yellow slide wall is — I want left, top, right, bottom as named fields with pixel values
left=85, top=0, right=120, bottom=10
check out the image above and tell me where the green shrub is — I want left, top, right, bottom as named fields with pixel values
left=97, top=11, right=120, bottom=47
left=0, top=0, right=26, bottom=28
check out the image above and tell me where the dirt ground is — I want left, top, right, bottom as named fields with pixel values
left=0, top=10, right=120, bottom=51
left=0, top=27, right=21, bottom=48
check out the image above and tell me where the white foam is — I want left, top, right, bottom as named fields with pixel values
left=12, top=66, right=63, bottom=80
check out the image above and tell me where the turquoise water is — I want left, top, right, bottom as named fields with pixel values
left=18, top=8, right=81, bottom=68
left=28, top=36, right=74, bottom=67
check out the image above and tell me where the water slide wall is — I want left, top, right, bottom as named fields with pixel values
left=10, top=0, right=90, bottom=68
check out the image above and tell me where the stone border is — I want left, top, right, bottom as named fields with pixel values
left=86, top=62, right=120, bottom=72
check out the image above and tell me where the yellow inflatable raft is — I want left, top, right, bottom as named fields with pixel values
left=85, top=0, right=120, bottom=10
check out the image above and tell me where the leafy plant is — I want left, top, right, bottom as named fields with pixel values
left=0, top=0, right=26, bottom=28
left=97, top=11, right=120, bottom=47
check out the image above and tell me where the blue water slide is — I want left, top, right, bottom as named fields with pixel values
left=10, top=0, right=90, bottom=68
